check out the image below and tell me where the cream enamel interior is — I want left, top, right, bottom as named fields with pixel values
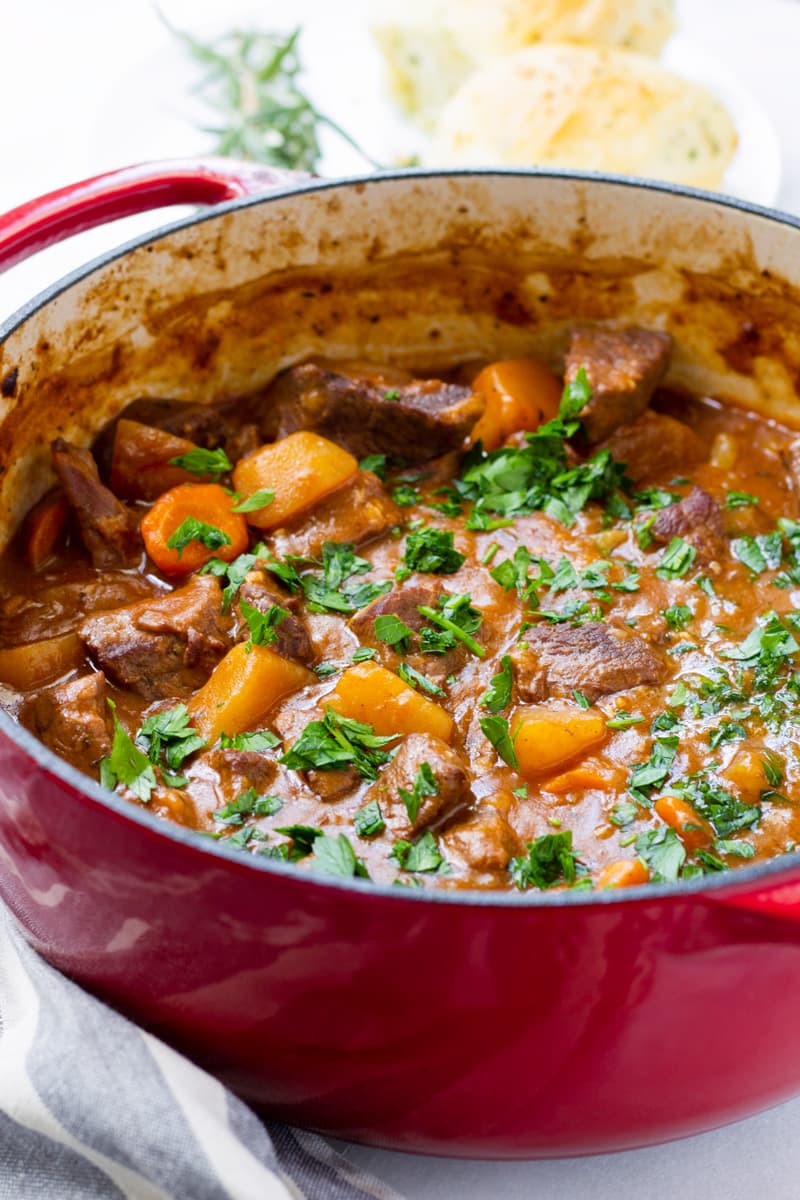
left=1, top=172, right=799, bottom=552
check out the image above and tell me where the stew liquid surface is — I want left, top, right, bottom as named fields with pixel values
left=4, top=327, right=800, bottom=893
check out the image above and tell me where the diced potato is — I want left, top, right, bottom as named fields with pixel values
left=188, top=642, right=315, bottom=743
left=232, top=431, right=358, bottom=530
left=512, top=706, right=607, bottom=779
left=470, top=358, right=562, bottom=450
left=0, top=633, right=83, bottom=690
left=722, top=748, right=777, bottom=800
left=654, top=795, right=713, bottom=849
left=327, top=661, right=454, bottom=742
left=596, top=858, right=650, bottom=889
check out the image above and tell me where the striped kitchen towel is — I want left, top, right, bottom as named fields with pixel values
left=0, top=905, right=402, bottom=1200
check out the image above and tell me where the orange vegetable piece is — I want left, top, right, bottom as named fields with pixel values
left=471, top=358, right=562, bottom=450
left=512, top=706, right=607, bottom=780
left=110, top=419, right=202, bottom=501
left=188, top=642, right=315, bottom=743
left=232, top=431, right=357, bottom=531
left=24, top=490, right=69, bottom=569
left=654, top=795, right=713, bottom=850
left=327, top=661, right=454, bottom=742
left=722, top=748, right=777, bottom=800
left=140, top=483, right=248, bottom=576
left=543, top=758, right=619, bottom=794
left=596, top=859, right=650, bottom=889
left=0, top=633, right=83, bottom=689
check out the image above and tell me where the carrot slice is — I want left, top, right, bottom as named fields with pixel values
left=596, top=859, right=650, bottom=889
left=327, top=661, right=454, bottom=742
left=24, top=490, right=69, bottom=569
left=471, top=358, right=562, bottom=450
left=232, top=431, right=357, bottom=530
left=654, top=795, right=714, bottom=850
left=140, top=483, right=248, bottom=576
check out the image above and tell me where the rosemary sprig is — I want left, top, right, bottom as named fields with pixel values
left=163, top=16, right=380, bottom=173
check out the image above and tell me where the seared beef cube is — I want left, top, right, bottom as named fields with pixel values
left=349, top=582, right=466, bottom=683
left=51, top=439, right=141, bottom=569
left=652, top=486, right=726, bottom=563
left=271, top=471, right=400, bottom=559
left=565, top=327, right=672, bottom=442
left=363, top=733, right=468, bottom=837
left=262, top=363, right=484, bottom=461
left=187, top=747, right=280, bottom=814
left=442, top=808, right=521, bottom=873
left=237, top=569, right=315, bottom=665
left=21, top=672, right=112, bottom=775
left=511, top=622, right=666, bottom=704
left=598, top=410, right=705, bottom=484
left=306, top=767, right=361, bottom=801
left=80, top=575, right=230, bottom=701
left=0, top=572, right=154, bottom=645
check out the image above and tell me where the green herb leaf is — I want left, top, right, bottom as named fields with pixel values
left=100, top=700, right=157, bottom=803
left=274, top=824, right=323, bottom=860
left=390, top=830, right=447, bottom=873
left=628, top=736, right=679, bottom=802
left=219, top=729, right=280, bottom=751
left=312, top=833, right=368, bottom=878
left=392, top=485, right=420, bottom=507
left=725, top=490, right=760, bottom=510
left=138, top=704, right=206, bottom=771
left=398, top=762, right=439, bottom=824
left=280, top=708, right=396, bottom=780
left=663, top=604, right=693, bottom=631
left=397, top=661, right=445, bottom=696
left=352, top=646, right=377, bottom=663
left=169, top=447, right=233, bottom=480
left=374, top=613, right=414, bottom=653
left=418, top=593, right=484, bottom=657
left=359, top=454, right=387, bottom=480
left=166, top=517, right=232, bottom=559
left=610, top=801, right=638, bottom=827
left=479, top=715, right=518, bottom=769
left=231, top=489, right=275, bottom=513
left=403, top=528, right=466, bottom=575
left=481, top=655, right=513, bottom=713
left=655, top=537, right=696, bottom=579
left=214, top=788, right=283, bottom=825
left=606, top=711, right=644, bottom=731
left=635, top=826, right=685, bottom=881
left=240, top=599, right=286, bottom=647
left=509, top=831, right=580, bottom=890
left=354, top=799, right=385, bottom=838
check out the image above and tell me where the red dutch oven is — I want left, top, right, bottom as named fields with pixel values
left=2, top=160, right=800, bottom=1159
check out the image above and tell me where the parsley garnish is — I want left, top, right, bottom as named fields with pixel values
left=359, top=453, right=387, bottom=480
left=731, top=532, right=782, bottom=576
left=481, top=655, right=513, bottom=713
left=606, top=711, right=644, bottom=730
left=214, top=788, right=282, bottom=825
left=231, top=488, right=275, bottom=513
left=99, top=701, right=157, bottom=803
left=628, top=736, right=679, bottom=803
left=138, top=704, right=206, bottom=775
left=397, top=661, right=445, bottom=696
left=635, top=827, right=685, bottom=881
left=219, top=729, right=280, bottom=751
left=352, top=646, right=377, bottom=663
left=280, top=708, right=396, bottom=780
left=725, top=490, right=759, bottom=509
left=479, top=715, right=518, bottom=769
left=354, top=799, right=385, bottom=837
left=403, top=528, right=466, bottom=575
left=399, top=762, right=438, bottom=824
left=166, top=517, right=231, bottom=559
left=509, top=831, right=581, bottom=890
left=202, top=543, right=268, bottom=611
left=610, top=801, right=638, bottom=827
left=374, top=612, right=414, bottom=653
left=418, top=593, right=484, bottom=657
left=392, top=484, right=420, bottom=507
left=169, top=447, right=233, bottom=480
left=391, top=830, right=447, bottom=873
left=655, top=537, right=696, bottom=579
left=663, top=604, right=692, bottom=631
left=274, top=824, right=323, bottom=860
left=312, top=833, right=369, bottom=879
left=240, top=599, right=286, bottom=647
left=298, top=541, right=391, bottom=614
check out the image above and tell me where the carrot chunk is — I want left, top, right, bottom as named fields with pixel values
left=470, top=358, right=562, bottom=450
left=654, top=795, right=713, bottom=850
left=327, top=661, right=454, bottom=742
left=512, top=706, right=608, bottom=780
left=596, top=859, right=650, bottom=889
left=110, top=419, right=202, bottom=501
left=543, top=759, right=619, bottom=794
left=188, top=642, right=315, bottom=743
left=232, top=431, right=357, bottom=530
left=0, top=633, right=83, bottom=689
left=24, top=490, right=69, bottom=569
left=140, top=483, right=248, bottom=576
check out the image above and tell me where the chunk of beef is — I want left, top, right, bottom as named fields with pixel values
left=652, top=486, right=726, bottom=563
left=94, top=398, right=247, bottom=479
left=349, top=582, right=466, bottom=683
left=80, top=575, right=230, bottom=701
left=598, top=410, right=706, bottom=484
left=21, top=672, right=112, bottom=775
left=362, top=733, right=469, bottom=837
left=442, top=807, right=521, bottom=873
left=271, top=471, right=400, bottom=559
left=306, top=767, right=361, bottom=801
left=0, top=572, right=154, bottom=645
left=51, top=439, right=141, bottom=569
left=565, top=326, right=672, bottom=442
left=186, top=747, right=280, bottom=815
left=260, top=362, right=484, bottom=461
left=511, top=622, right=666, bottom=704
left=237, top=569, right=315, bottom=665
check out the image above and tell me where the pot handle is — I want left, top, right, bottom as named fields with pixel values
left=0, top=157, right=308, bottom=274
left=708, top=872, right=800, bottom=922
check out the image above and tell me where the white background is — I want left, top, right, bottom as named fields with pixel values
left=3, top=1, right=800, bottom=1195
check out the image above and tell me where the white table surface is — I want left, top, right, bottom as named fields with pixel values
left=3, top=1, right=800, bottom=1195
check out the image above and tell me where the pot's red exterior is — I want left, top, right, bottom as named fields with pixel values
left=4, top=165, right=800, bottom=1157
left=3, top=721, right=800, bottom=1157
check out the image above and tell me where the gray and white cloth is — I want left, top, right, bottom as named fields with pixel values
left=0, top=905, right=403, bottom=1200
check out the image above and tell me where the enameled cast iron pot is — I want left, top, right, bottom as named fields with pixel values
left=2, top=161, right=800, bottom=1158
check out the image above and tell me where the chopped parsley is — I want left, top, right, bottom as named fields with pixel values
left=635, top=827, right=685, bottom=881
left=399, top=762, right=438, bottom=824
left=390, top=830, right=447, bottom=873
left=352, top=645, right=377, bottom=663
left=354, top=799, right=385, bottom=838
left=312, top=833, right=369, bottom=879
left=280, top=708, right=396, bottom=780
left=231, top=488, right=275, bottom=513
left=725, top=490, right=759, bottom=509
left=481, top=655, right=513, bottom=713
left=663, top=604, right=693, bottom=631
left=374, top=612, right=414, bottom=653
left=418, top=592, right=484, bottom=657
left=628, top=736, right=679, bottom=803
left=240, top=599, right=286, bottom=647
left=479, top=715, right=518, bottom=769
left=169, top=446, right=232, bottom=480
left=219, top=729, right=280, bottom=751
left=674, top=775, right=760, bottom=837
left=609, top=801, right=638, bottom=827
left=397, top=661, right=444, bottom=696
left=731, top=532, right=782, bottom=575
left=137, top=704, right=206, bottom=778
left=392, top=484, right=420, bottom=507
left=273, top=824, right=323, bottom=860
left=655, top=537, right=696, bottom=579
left=403, top=528, right=466, bottom=575
left=166, top=517, right=232, bottom=559
left=202, top=543, right=268, bottom=611
left=606, top=711, right=644, bottom=731
left=214, top=788, right=283, bottom=825
left=359, top=454, right=387, bottom=480
left=298, top=542, right=391, bottom=614
left=509, top=831, right=582, bottom=891
left=99, top=701, right=157, bottom=803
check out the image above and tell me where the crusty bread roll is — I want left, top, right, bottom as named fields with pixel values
left=372, top=0, right=676, bottom=127
left=426, top=43, right=737, bottom=190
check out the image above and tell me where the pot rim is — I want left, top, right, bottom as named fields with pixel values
left=4, top=164, right=800, bottom=911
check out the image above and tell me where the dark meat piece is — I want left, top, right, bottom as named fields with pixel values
left=80, top=575, right=230, bottom=702
left=349, top=582, right=466, bottom=683
left=93, top=398, right=246, bottom=479
left=511, top=622, right=666, bottom=704
left=306, top=767, right=361, bottom=801
left=260, top=363, right=484, bottom=461
left=186, top=748, right=280, bottom=815
left=21, top=672, right=112, bottom=775
left=0, top=572, right=154, bottom=645
left=565, top=326, right=672, bottom=442
left=51, top=439, right=141, bottom=569
left=442, top=807, right=521, bottom=873
left=271, top=471, right=400, bottom=559
left=598, top=410, right=706, bottom=484
left=362, top=733, right=469, bottom=837
left=237, top=569, right=315, bottom=665
left=652, top=486, right=726, bottom=563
